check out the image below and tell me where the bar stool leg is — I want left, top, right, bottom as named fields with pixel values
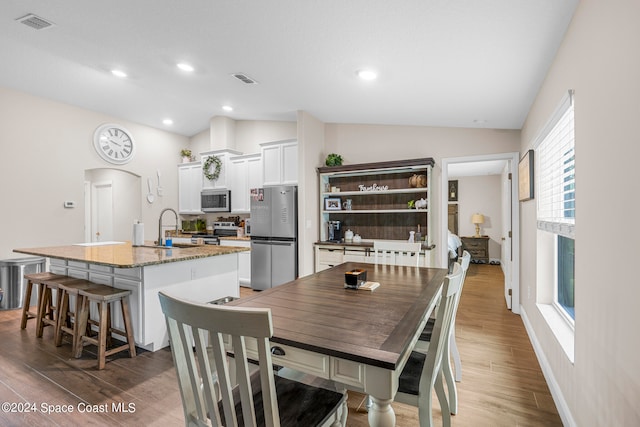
left=96, top=301, right=109, bottom=370
left=36, top=284, right=50, bottom=338
left=74, top=296, right=90, bottom=359
left=20, top=279, right=35, bottom=329
left=54, top=288, right=68, bottom=347
left=121, top=297, right=137, bottom=358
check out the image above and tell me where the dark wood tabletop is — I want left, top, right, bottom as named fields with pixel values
left=228, top=262, right=447, bottom=370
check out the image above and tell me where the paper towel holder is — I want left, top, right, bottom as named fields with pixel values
left=132, top=220, right=145, bottom=246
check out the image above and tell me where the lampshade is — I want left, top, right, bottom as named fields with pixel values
left=471, top=213, right=485, bottom=225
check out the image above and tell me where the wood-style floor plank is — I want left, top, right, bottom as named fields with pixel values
left=0, top=264, right=561, bottom=426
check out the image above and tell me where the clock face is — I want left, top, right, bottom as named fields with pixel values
left=93, top=124, right=136, bottom=164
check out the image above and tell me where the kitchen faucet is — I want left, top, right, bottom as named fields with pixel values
left=158, top=208, right=178, bottom=246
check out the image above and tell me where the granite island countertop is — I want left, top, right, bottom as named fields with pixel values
left=14, top=241, right=249, bottom=269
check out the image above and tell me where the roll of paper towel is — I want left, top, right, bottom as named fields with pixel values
left=132, top=221, right=144, bottom=246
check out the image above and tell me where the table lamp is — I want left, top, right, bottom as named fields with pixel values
left=472, top=213, right=485, bottom=237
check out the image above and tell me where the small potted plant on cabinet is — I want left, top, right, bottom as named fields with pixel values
left=181, top=149, right=193, bottom=163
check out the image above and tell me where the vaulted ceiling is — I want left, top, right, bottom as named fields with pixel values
left=0, top=1, right=578, bottom=137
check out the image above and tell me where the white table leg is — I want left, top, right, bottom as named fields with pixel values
left=368, top=396, right=396, bottom=427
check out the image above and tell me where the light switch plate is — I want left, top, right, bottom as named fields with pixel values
left=63, top=201, right=76, bottom=208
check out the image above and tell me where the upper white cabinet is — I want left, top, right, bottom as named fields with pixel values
left=201, top=149, right=242, bottom=190
left=260, top=140, right=298, bottom=186
left=229, top=153, right=262, bottom=213
left=178, top=162, right=203, bottom=214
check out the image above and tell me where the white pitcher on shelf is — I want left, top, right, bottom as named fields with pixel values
left=344, top=229, right=354, bottom=242
left=408, top=230, right=415, bottom=243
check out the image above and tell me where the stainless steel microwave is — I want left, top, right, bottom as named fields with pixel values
left=201, top=189, right=231, bottom=212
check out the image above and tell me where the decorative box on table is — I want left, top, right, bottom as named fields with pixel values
left=345, top=269, right=367, bottom=289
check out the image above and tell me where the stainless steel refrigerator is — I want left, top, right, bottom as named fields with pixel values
left=250, top=185, right=298, bottom=290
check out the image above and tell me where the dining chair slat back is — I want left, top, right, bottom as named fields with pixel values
left=158, top=292, right=347, bottom=427
left=373, top=241, right=423, bottom=267
left=395, top=262, right=464, bottom=427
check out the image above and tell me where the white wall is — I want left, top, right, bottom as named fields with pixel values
left=297, top=111, right=326, bottom=276
left=235, top=120, right=297, bottom=154
left=456, top=175, right=502, bottom=260
left=188, top=119, right=296, bottom=158
left=0, top=86, right=188, bottom=260
left=519, top=0, right=640, bottom=425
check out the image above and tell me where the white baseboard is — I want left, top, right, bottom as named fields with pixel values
left=520, top=306, right=576, bottom=427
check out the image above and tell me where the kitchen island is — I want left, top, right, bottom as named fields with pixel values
left=14, top=242, right=249, bottom=351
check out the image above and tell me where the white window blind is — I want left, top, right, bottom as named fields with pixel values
left=536, top=90, right=575, bottom=239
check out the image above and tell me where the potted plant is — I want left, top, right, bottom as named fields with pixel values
left=180, top=149, right=193, bottom=163
left=325, top=153, right=343, bottom=167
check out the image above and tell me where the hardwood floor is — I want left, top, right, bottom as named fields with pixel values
left=0, top=264, right=561, bottom=426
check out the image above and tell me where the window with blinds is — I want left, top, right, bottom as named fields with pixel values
left=534, top=89, right=576, bottom=322
left=536, top=91, right=575, bottom=238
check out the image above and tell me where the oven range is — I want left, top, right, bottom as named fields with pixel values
left=190, top=221, right=238, bottom=245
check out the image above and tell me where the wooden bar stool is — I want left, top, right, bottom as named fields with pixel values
left=21, top=272, right=67, bottom=331
left=55, top=279, right=102, bottom=353
left=74, top=284, right=136, bottom=370
left=36, top=275, right=87, bottom=338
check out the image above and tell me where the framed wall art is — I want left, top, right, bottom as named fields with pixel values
left=518, top=149, right=534, bottom=201
left=324, top=197, right=342, bottom=211
left=448, top=180, right=458, bottom=202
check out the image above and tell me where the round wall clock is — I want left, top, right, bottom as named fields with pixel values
left=93, top=123, right=136, bottom=164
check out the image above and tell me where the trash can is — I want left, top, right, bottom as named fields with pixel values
left=0, top=257, right=46, bottom=310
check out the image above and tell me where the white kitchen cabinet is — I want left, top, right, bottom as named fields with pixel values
left=247, top=154, right=263, bottom=195
left=219, top=239, right=251, bottom=287
left=260, top=140, right=297, bottom=186
left=113, top=277, right=143, bottom=344
left=314, top=244, right=343, bottom=272
left=229, top=153, right=262, bottom=213
left=201, top=149, right=242, bottom=190
left=178, top=162, right=203, bottom=214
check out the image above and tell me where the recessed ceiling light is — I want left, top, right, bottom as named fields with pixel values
left=357, top=69, right=377, bottom=81
left=222, top=105, right=233, bottom=112
left=163, top=118, right=173, bottom=125
left=177, top=63, right=194, bottom=72
left=111, top=69, right=127, bottom=78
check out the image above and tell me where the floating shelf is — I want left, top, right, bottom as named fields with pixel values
left=322, top=187, right=427, bottom=197
left=323, top=209, right=428, bottom=214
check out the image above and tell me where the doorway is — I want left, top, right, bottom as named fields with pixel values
left=84, top=168, right=142, bottom=243
left=91, top=180, right=113, bottom=242
left=441, top=152, right=520, bottom=314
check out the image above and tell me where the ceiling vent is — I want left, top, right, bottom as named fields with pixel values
left=232, top=73, right=258, bottom=84
left=16, top=14, right=55, bottom=30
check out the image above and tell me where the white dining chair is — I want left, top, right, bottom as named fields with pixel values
left=373, top=241, right=423, bottom=267
left=414, top=250, right=471, bottom=415
left=395, top=262, right=464, bottom=427
left=158, top=292, right=347, bottom=427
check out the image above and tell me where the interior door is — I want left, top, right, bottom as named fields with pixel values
left=91, top=180, right=113, bottom=242
left=501, top=165, right=513, bottom=309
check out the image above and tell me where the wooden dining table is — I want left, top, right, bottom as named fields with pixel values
left=227, top=261, right=447, bottom=427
